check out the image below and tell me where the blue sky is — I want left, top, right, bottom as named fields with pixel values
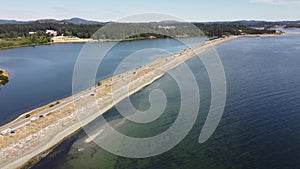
left=0, top=0, right=299, bottom=21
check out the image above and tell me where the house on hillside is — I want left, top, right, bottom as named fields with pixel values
left=46, top=30, right=58, bottom=36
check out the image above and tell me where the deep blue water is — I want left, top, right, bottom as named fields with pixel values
left=31, top=33, right=300, bottom=169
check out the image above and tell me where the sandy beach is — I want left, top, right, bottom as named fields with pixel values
left=51, top=36, right=96, bottom=43
left=0, top=34, right=278, bottom=169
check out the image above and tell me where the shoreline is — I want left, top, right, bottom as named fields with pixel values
left=51, top=36, right=95, bottom=43
left=0, top=33, right=282, bottom=50
left=0, top=34, right=281, bottom=169
left=0, top=36, right=161, bottom=50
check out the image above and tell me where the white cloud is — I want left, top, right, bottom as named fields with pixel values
left=251, top=0, right=300, bottom=5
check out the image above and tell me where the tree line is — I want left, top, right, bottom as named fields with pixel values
left=0, top=22, right=276, bottom=40
left=0, top=22, right=101, bottom=39
left=0, top=22, right=277, bottom=49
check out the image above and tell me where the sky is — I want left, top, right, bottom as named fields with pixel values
left=0, top=0, right=299, bottom=22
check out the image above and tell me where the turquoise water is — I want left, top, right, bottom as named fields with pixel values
left=31, top=33, right=300, bottom=169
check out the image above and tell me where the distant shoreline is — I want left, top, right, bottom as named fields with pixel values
left=51, top=36, right=157, bottom=43
left=0, top=36, right=166, bottom=50
left=0, top=33, right=283, bottom=50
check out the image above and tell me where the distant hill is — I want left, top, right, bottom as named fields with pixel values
left=158, top=20, right=181, bottom=24
left=0, top=19, right=27, bottom=24
left=0, top=18, right=300, bottom=28
left=201, top=20, right=300, bottom=27
left=0, top=18, right=104, bottom=25
left=202, top=20, right=269, bottom=26
left=62, top=17, right=104, bottom=25
left=34, top=19, right=64, bottom=24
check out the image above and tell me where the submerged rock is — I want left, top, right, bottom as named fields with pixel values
left=0, top=69, right=9, bottom=85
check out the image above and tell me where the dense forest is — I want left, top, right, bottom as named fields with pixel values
left=0, top=22, right=276, bottom=39
left=203, top=20, right=300, bottom=29
left=194, top=23, right=276, bottom=36
left=0, top=22, right=101, bottom=49
left=0, top=21, right=276, bottom=49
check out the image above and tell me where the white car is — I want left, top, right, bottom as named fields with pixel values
left=30, top=116, right=39, bottom=122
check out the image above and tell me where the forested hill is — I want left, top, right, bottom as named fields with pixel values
left=203, top=20, right=300, bottom=28
left=0, top=21, right=277, bottom=49
left=0, top=22, right=100, bottom=39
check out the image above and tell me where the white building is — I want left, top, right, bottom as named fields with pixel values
left=29, top=32, right=36, bottom=35
left=46, top=30, right=58, bottom=36
left=158, top=25, right=176, bottom=30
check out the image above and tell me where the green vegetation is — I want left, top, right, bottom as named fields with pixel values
left=0, top=22, right=100, bottom=49
left=0, top=22, right=101, bottom=39
left=194, top=23, right=276, bottom=37
left=0, top=35, right=51, bottom=49
left=92, top=22, right=276, bottom=40
left=0, top=21, right=276, bottom=49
